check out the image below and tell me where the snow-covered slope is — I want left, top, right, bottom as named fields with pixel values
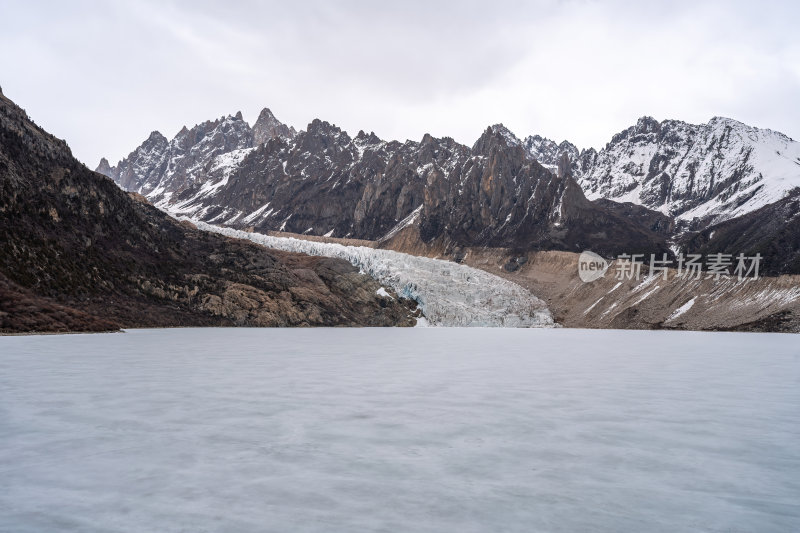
left=191, top=220, right=555, bottom=328
left=532, top=116, right=800, bottom=227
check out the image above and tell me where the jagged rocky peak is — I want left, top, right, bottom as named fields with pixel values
left=95, top=157, right=112, bottom=177
left=523, top=134, right=581, bottom=173
left=707, top=115, right=794, bottom=143
left=144, top=130, right=169, bottom=147
left=173, top=112, right=247, bottom=144
left=708, top=115, right=746, bottom=129
left=297, top=119, right=351, bottom=154
left=252, top=107, right=296, bottom=144
left=632, top=115, right=661, bottom=135
left=636, top=115, right=660, bottom=129
left=179, top=112, right=252, bottom=147
left=355, top=129, right=382, bottom=145
left=607, top=115, right=662, bottom=146
left=100, top=111, right=255, bottom=197
left=166, top=114, right=253, bottom=164
left=523, top=134, right=558, bottom=154
left=472, top=124, right=523, bottom=155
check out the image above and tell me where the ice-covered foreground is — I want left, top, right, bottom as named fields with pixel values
left=191, top=220, right=554, bottom=327
left=2, top=329, right=799, bottom=533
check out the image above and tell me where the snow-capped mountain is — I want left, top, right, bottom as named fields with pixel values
left=99, top=117, right=668, bottom=257
left=528, top=116, right=800, bottom=228
left=99, top=108, right=296, bottom=205
left=99, top=110, right=800, bottom=268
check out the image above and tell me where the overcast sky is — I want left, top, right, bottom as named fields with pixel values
left=2, top=0, right=798, bottom=166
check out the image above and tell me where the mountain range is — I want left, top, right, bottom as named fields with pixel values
left=2, top=84, right=798, bottom=333
left=98, top=108, right=800, bottom=274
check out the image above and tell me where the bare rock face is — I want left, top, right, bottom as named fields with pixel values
left=417, top=125, right=668, bottom=257
left=175, top=119, right=431, bottom=241
left=96, top=130, right=169, bottom=192
left=1, top=90, right=416, bottom=332
left=252, top=107, right=296, bottom=145
left=681, top=188, right=800, bottom=276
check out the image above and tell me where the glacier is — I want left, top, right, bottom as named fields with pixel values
left=190, top=220, right=554, bottom=328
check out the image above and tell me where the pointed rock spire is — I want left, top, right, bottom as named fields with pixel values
left=472, top=124, right=522, bottom=156
left=253, top=107, right=296, bottom=144
left=557, top=152, right=572, bottom=179
left=95, top=157, right=113, bottom=177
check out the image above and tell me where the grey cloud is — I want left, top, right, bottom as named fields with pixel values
left=1, top=0, right=798, bottom=166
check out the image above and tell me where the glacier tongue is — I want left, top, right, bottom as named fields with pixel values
left=190, top=220, right=555, bottom=328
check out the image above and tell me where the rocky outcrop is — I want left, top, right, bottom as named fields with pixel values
left=95, top=157, right=112, bottom=178
left=252, top=107, right=296, bottom=144
left=0, top=91, right=416, bottom=332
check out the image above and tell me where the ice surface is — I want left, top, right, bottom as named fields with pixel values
left=1, top=329, right=799, bottom=532
left=191, top=220, right=554, bottom=328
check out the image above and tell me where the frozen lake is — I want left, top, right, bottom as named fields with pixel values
left=1, top=328, right=799, bottom=532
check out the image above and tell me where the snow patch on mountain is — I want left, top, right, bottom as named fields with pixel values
left=380, top=204, right=423, bottom=242
left=666, top=297, right=696, bottom=322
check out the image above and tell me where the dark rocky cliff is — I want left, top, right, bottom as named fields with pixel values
left=0, top=92, right=415, bottom=332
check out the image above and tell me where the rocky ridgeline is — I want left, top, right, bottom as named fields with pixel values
left=100, top=119, right=670, bottom=259
left=99, top=111, right=800, bottom=273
